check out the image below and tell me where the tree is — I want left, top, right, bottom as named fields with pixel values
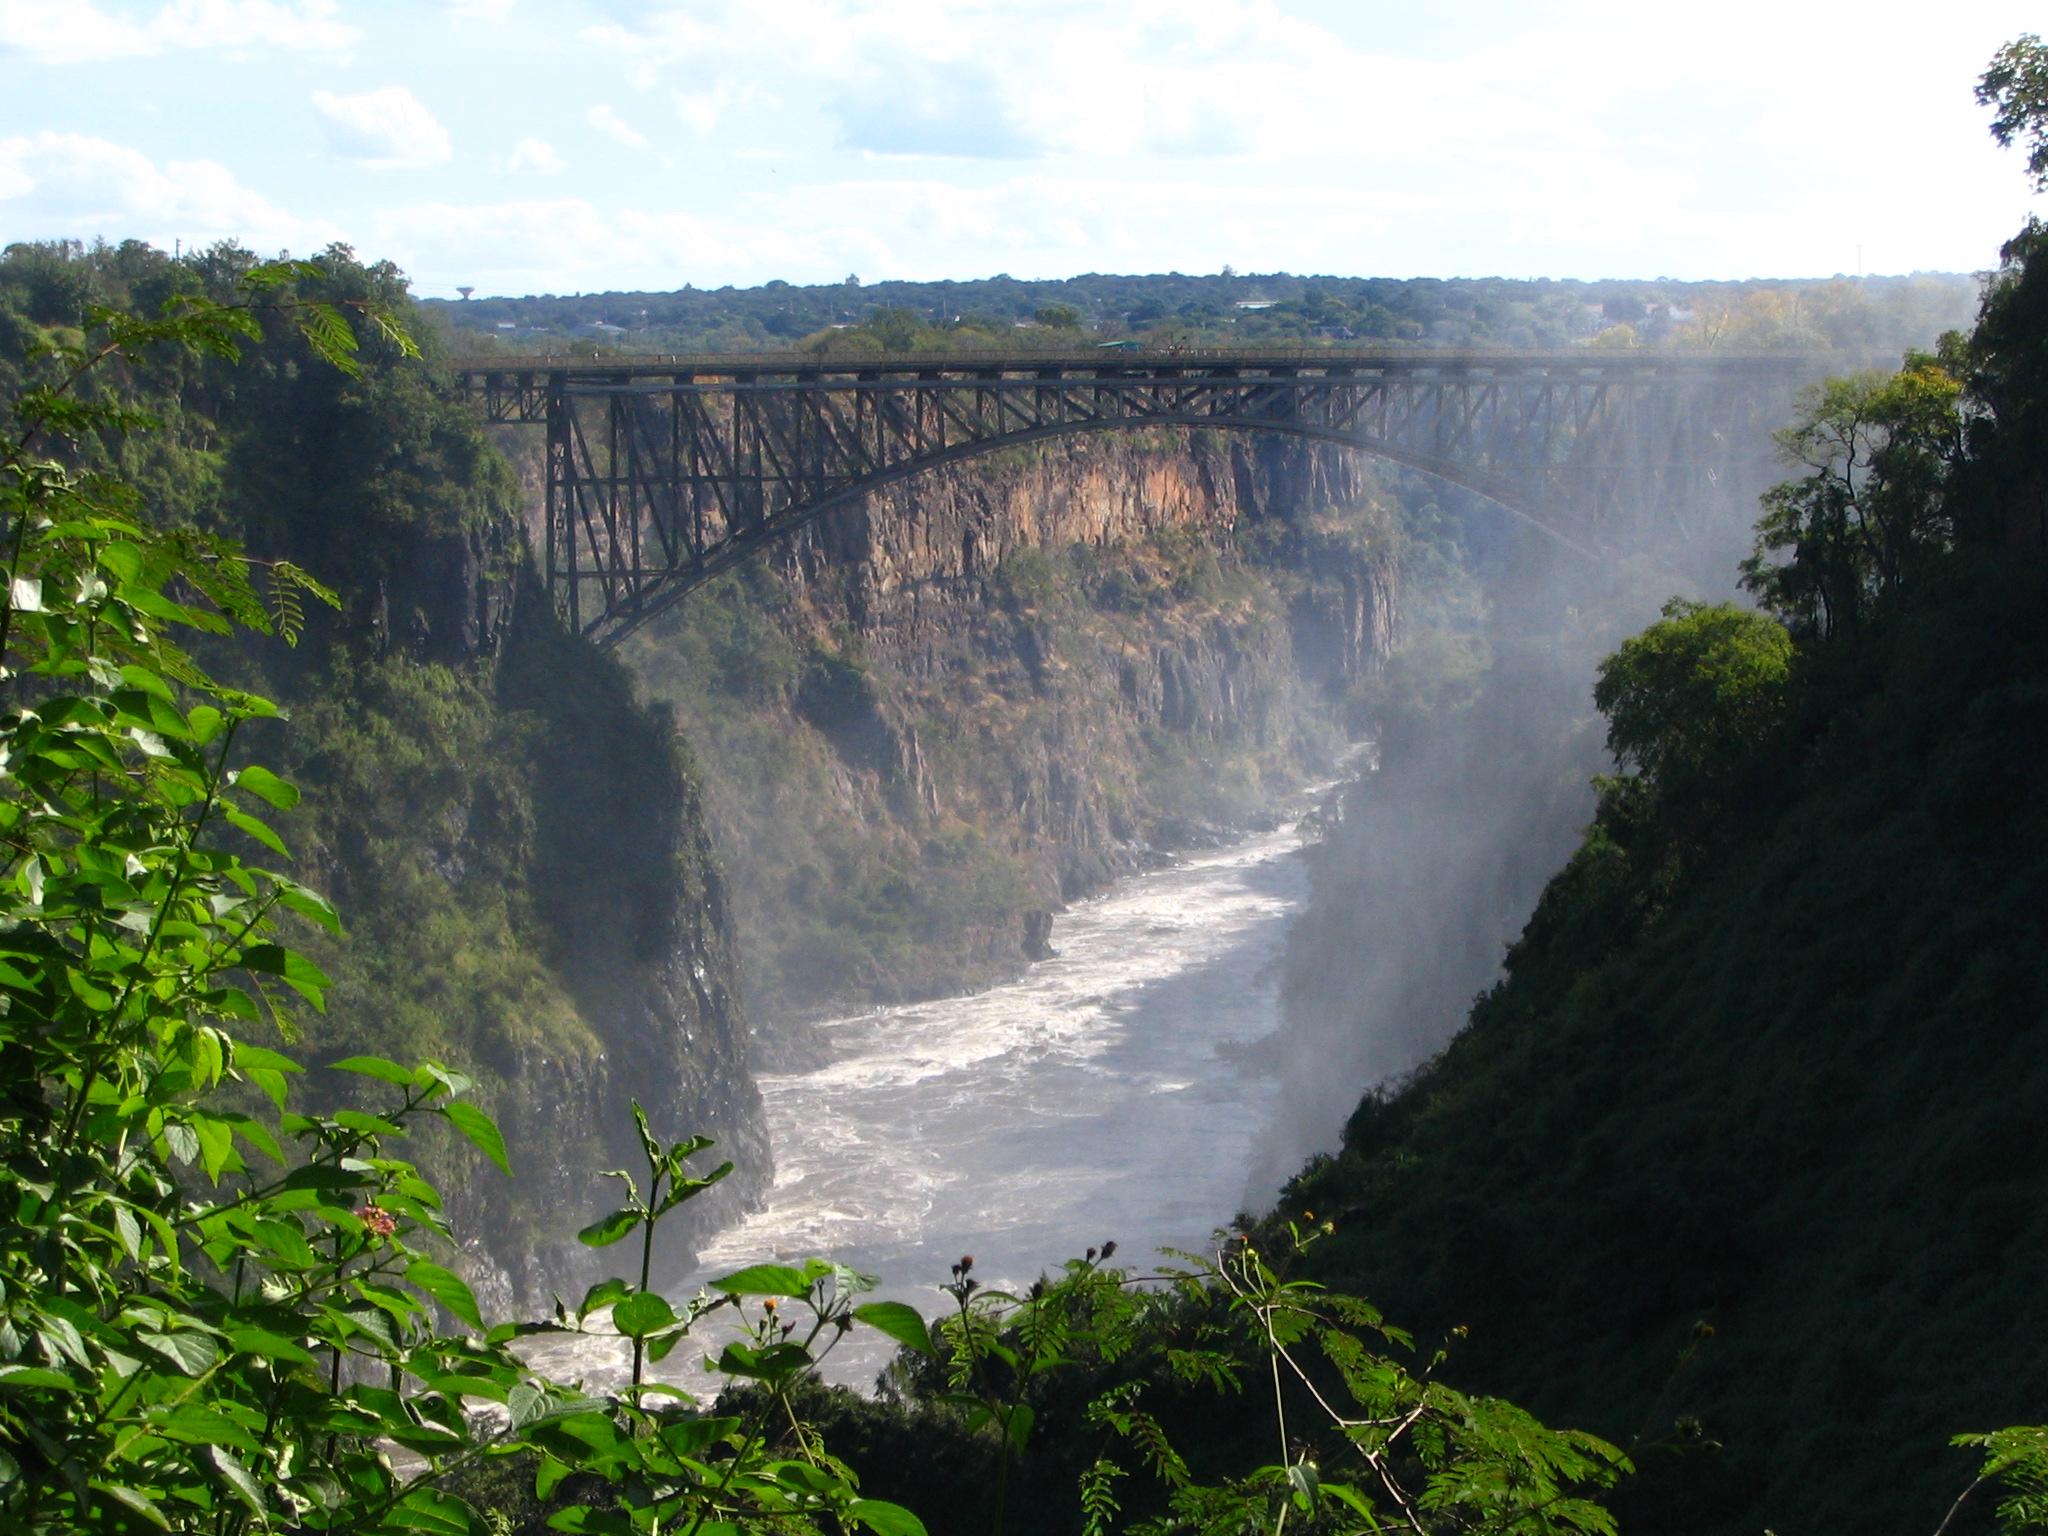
left=1740, top=355, right=1965, bottom=639
left=1592, top=598, right=1793, bottom=819
left=1979, top=33, right=2048, bottom=191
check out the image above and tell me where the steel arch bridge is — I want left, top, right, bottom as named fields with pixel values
left=455, top=348, right=1828, bottom=648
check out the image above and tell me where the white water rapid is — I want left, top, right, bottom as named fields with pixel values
left=535, top=812, right=1315, bottom=1393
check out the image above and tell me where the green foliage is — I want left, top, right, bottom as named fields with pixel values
left=1277, top=98, right=2048, bottom=1528
left=1742, top=357, right=1965, bottom=639
left=0, top=260, right=943, bottom=1536
left=1285, top=551, right=2048, bottom=1536
left=0, top=237, right=745, bottom=1291
left=1979, top=34, right=2048, bottom=191
left=1952, top=1426, right=2048, bottom=1533
left=872, top=1230, right=1628, bottom=1536
left=1591, top=599, right=1791, bottom=825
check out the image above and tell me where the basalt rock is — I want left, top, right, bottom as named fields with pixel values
left=624, top=430, right=1404, bottom=1025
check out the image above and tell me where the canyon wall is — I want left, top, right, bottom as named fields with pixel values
left=182, top=324, right=774, bottom=1309
left=620, top=429, right=1406, bottom=1027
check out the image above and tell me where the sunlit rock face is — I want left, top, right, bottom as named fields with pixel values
left=623, top=431, right=1404, bottom=1024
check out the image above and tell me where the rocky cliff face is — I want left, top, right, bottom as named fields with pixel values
left=247, top=394, right=767, bottom=1309
left=622, top=429, right=1403, bottom=1025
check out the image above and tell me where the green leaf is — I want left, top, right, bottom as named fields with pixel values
left=715, top=1339, right=813, bottom=1382
left=710, top=1263, right=813, bottom=1298
left=209, top=1445, right=267, bottom=1518
left=275, top=880, right=341, bottom=936
left=191, top=1112, right=236, bottom=1181
left=655, top=1415, right=736, bottom=1457
left=0, top=1365, right=76, bottom=1391
left=92, top=1482, right=171, bottom=1529
left=156, top=1402, right=259, bottom=1451
left=1002, top=1401, right=1036, bottom=1451
left=222, top=804, right=289, bottom=857
left=612, top=1292, right=676, bottom=1339
left=333, top=1109, right=403, bottom=1137
left=850, top=1499, right=929, bottom=1536
left=853, top=1301, right=936, bottom=1357
left=232, top=763, right=300, bottom=810
left=1321, top=1481, right=1377, bottom=1519
left=646, top=1327, right=689, bottom=1363
left=578, top=1278, right=630, bottom=1320
left=111, top=1203, right=142, bottom=1262
left=137, top=1329, right=221, bottom=1376
left=385, top=1485, right=474, bottom=1534
left=576, top=1208, right=642, bottom=1248
left=328, top=1053, right=415, bottom=1086
left=407, top=1259, right=484, bottom=1330
left=227, top=1325, right=316, bottom=1365
left=116, top=663, right=174, bottom=702
left=232, top=1042, right=303, bottom=1074
left=443, top=1099, right=510, bottom=1174
left=631, top=1098, right=661, bottom=1167
left=242, top=943, right=329, bottom=1005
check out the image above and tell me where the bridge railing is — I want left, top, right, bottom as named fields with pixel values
left=451, top=346, right=1850, bottom=382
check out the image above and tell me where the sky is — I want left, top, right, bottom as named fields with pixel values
left=1, top=0, right=2043, bottom=300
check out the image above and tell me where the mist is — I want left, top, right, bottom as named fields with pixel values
left=1243, top=452, right=1782, bottom=1207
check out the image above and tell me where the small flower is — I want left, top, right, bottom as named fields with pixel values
left=358, top=1204, right=397, bottom=1239
left=958, top=1254, right=974, bottom=1274
left=762, top=1297, right=779, bottom=1314
left=1099, top=1240, right=1116, bottom=1260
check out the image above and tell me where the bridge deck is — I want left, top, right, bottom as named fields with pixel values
left=453, top=346, right=1829, bottom=384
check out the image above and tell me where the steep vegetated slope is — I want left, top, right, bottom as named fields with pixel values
left=0, top=240, right=765, bottom=1304
left=1246, top=520, right=1683, bottom=1197
left=1278, top=224, right=2048, bottom=1534
left=618, top=431, right=1406, bottom=1026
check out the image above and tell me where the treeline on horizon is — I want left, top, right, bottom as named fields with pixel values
left=420, top=262, right=1980, bottom=357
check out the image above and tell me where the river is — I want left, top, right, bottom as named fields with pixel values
left=535, top=811, right=1315, bottom=1392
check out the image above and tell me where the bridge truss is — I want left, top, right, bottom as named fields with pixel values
left=456, top=350, right=1817, bottom=647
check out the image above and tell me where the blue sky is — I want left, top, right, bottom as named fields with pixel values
left=2, top=0, right=2042, bottom=299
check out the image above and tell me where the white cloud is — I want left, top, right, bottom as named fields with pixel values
left=0, top=130, right=338, bottom=254
left=587, top=104, right=648, bottom=151
left=311, top=86, right=452, bottom=169
left=0, top=0, right=355, bottom=63
left=367, top=195, right=873, bottom=297
left=506, top=137, right=564, bottom=174
left=442, top=0, right=514, bottom=18
left=148, top=0, right=354, bottom=51
left=672, top=83, right=759, bottom=137
left=0, top=1, right=152, bottom=63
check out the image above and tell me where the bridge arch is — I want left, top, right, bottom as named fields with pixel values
left=693, top=416, right=1604, bottom=595
left=456, top=350, right=1821, bottom=646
